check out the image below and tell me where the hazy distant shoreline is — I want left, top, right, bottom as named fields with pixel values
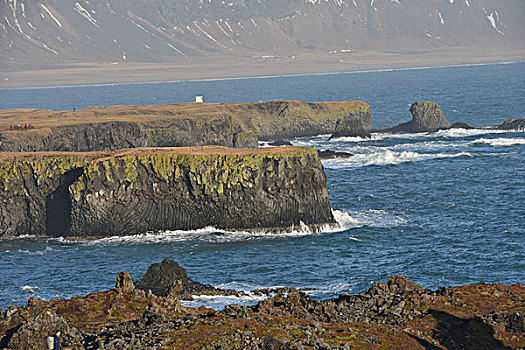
left=1, top=48, right=524, bottom=89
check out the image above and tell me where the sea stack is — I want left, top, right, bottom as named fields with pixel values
left=388, top=101, right=451, bottom=133
left=0, top=146, right=335, bottom=237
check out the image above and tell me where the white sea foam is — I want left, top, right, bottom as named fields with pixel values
left=471, top=138, right=525, bottom=147
left=180, top=292, right=267, bottom=310
left=372, top=128, right=512, bottom=140
left=76, top=208, right=402, bottom=246
left=82, top=221, right=339, bottom=246
left=21, top=285, right=40, bottom=293
left=333, top=209, right=406, bottom=228
left=215, top=281, right=267, bottom=291
left=182, top=279, right=358, bottom=310
left=322, top=150, right=473, bottom=168
left=305, top=281, right=355, bottom=296
left=16, top=246, right=56, bottom=255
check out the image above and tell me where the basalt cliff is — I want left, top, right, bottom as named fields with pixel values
left=0, top=146, right=335, bottom=237
left=0, top=100, right=371, bottom=152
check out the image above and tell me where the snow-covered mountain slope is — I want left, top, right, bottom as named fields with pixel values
left=1, top=0, right=523, bottom=65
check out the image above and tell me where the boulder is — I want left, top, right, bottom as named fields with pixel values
left=317, top=150, right=354, bottom=159
left=449, top=122, right=474, bottom=129
left=135, top=258, right=217, bottom=297
left=496, top=118, right=525, bottom=130
left=388, top=101, right=451, bottom=133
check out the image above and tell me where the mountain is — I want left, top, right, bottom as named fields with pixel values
left=1, top=0, right=524, bottom=66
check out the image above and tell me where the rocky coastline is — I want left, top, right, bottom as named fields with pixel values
left=0, top=101, right=371, bottom=152
left=1, top=259, right=523, bottom=349
left=1, top=99, right=522, bottom=238
left=0, top=146, right=334, bottom=237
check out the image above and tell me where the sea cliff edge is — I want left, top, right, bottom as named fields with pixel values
left=0, top=146, right=335, bottom=237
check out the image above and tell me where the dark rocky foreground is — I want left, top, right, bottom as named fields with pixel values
left=0, top=146, right=335, bottom=237
left=1, top=259, right=523, bottom=350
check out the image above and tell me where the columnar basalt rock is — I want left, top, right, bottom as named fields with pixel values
left=0, top=146, right=335, bottom=237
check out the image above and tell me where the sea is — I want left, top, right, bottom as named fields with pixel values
left=0, top=62, right=523, bottom=310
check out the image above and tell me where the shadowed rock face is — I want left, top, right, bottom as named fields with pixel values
left=387, top=101, right=451, bottom=133
left=497, top=118, right=525, bottom=130
left=0, top=146, right=335, bottom=237
left=329, top=114, right=372, bottom=139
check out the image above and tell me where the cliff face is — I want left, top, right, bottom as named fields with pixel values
left=0, top=101, right=370, bottom=152
left=230, top=100, right=371, bottom=140
left=0, top=147, right=335, bottom=237
left=0, top=154, right=92, bottom=236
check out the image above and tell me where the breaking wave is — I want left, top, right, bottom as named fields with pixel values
left=471, top=138, right=525, bottom=147
left=322, top=150, right=473, bottom=168
left=21, top=285, right=41, bottom=293
left=180, top=293, right=267, bottom=310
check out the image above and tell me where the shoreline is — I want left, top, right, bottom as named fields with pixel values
left=2, top=60, right=523, bottom=91
left=2, top=48, right=523, bottom=89
left=1, top=260, right=524, bottom=349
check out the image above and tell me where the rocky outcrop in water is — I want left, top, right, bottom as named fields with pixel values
left=317, top=150, right=353, bottom=159
left=135, top=258, right=219, bottom=297
left=386, top=101, right=451, bottom=133
left=0, top=146, right=335, bottom=237
left=0, top=100, right=371, bottom=152
left=497, top=118, right=525, bottom=130
left=1, top=262, right=523, bottom=350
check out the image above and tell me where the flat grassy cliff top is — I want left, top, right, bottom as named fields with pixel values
left=0, top=146, right=316, bottom=163
left=0, top=100, right=367, bottom=130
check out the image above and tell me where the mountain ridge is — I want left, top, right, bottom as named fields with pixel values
left=2, top=0, right=523, bottom=65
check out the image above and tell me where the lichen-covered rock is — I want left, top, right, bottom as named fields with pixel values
left=0, top=146, right=335, bottom=237
left=388, top=101, right=451, bottom=133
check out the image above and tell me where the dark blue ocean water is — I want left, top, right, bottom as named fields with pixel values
left=0, top=62, right=524, bottom=310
